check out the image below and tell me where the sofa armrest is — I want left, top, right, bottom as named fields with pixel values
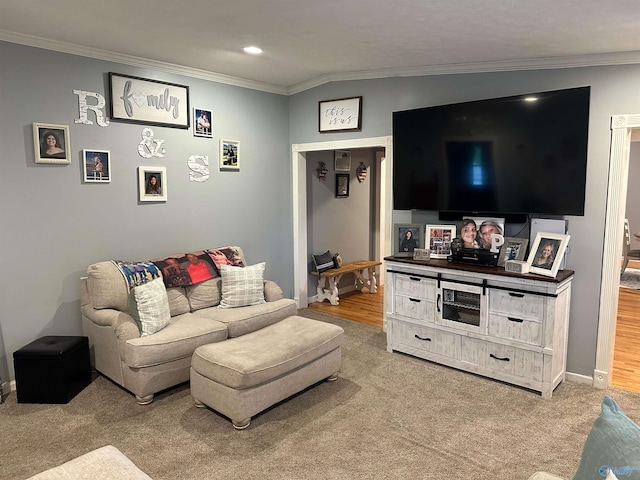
left=81, top=305, right=140, bottom=341
left=264, top=280, right=284, bottom=302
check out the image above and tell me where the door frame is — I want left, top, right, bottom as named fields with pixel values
left=292, top=136, right=393, bottom=308
left=594, top=114, right=640, bottom=388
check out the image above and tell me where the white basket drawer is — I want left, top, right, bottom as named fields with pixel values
left=394, top=274, right=436, bottom=300
left=489, top=289, right=545, bottom=322
left=461, top=337, right=543, bottom=381
left=393, top=321, right=461, bottom=359
left=488, top=314, right=543, bottom=346
left=394, top=295, right=434, bottom=321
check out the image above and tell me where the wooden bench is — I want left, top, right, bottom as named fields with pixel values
left=311, top=260, right=381, bottom=305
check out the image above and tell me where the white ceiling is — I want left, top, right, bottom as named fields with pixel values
left=1, top=0, right=640, bottom=95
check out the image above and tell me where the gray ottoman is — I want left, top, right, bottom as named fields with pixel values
left=190, top=315, right=344, bottom=429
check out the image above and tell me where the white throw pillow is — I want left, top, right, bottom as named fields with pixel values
left=218, top=262, right=266, bottom=308
left=128, top=278, right=171, bottom=336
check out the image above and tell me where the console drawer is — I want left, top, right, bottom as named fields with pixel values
left=394, top=295, right=434, bottom=321
left=394, top=274, right=436, bottom=300
left=489, top=289, right=545, bottom=322
left=393, top=321, right=460, bottom=359
left=460, top=337, right=543, bottom=381
left=488, top=314, right=543, bottom=346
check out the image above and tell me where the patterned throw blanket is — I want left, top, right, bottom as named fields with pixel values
left=112, top=260, right=161, bottom=291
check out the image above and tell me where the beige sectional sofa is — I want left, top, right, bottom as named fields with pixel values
left=80, top=246, right=297, bottom=405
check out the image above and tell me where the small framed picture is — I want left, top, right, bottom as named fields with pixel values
left=394, top=223, right=425, bottom=257
left=33, top=123, right=71, bottom=164
left=526, top=232, right=570, bottom=277
left=426, top=224, right=456, bottom=259
left=334, top=150, right=352, bottom=171
left=220, top=139, right=239, bottom=170
left=138, top=166, right=167, bottom=202
left=497, top=237, right=529, bottom=267
left=83, top=149, right=111, bottom=183
left=335, top=173, right=350, bottom=197
left=193, top=107, right=212, bottom=138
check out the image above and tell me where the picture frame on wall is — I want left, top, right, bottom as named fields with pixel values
left=220, top=139, right=239, bottom=170
left=426, top=224, right=456, bottom=259
left=193, top=107, right=212, bottom=138
left=318, top=96, right=362, bottom=133
left=393, top=223, right=425, bottom=257
left=526, top=232, right=570, bottom=278
left=335, top=173, right=350, bottom=197
left=108, top=72, right=190, bottom=129
left=33, top=123, right=71, bottom=164
left=138, top=166, right=167, bottom=202
left=497, top=237, right=529, bottom=267
left=334, top=150, right=352, bottom=171
left=83, top=149, right=111, bottom=183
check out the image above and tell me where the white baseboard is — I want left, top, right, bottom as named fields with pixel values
left=565, top=371, right=593, bottom=385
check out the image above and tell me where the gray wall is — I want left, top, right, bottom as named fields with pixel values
left=289, top=66, right=640, bottom=377
left=306, top=148, right=378, bottom=297
left=0, top=42, right=291, bottom=380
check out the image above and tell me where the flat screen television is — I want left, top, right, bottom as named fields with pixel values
left=392, top=86, right=590, bottom=217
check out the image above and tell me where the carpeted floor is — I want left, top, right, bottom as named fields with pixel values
left=2, top=310, right=639, bottom=480
left=621, top=268, right=640, bottom=289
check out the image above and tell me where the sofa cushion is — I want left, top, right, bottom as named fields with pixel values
left=123, top=313, right=228, bottom=367
left=186, top=278, right=222, bottom=311
left=572, top=396, right=640, bottom=480
left=166, top=287, right=190, bottom=316
left=128, top=279, right=171, bottom=336
left=196, top=298, right=297, bottom=337
left=191, top=315, right=344, bottom=389
left=87, top=261, right=130, bottom=311
left=219, top=262, right=266, bottom=308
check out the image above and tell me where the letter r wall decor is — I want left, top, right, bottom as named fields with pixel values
left=109, top=72, right=190, bottom=129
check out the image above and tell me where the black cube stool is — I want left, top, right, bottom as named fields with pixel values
left=13, top=336, right=91, bottom=404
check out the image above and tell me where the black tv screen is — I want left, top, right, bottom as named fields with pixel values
left=392, top=86, right=590, bottom=216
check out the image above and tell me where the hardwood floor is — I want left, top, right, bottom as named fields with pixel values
left=308, top=275, right=640, bottom=394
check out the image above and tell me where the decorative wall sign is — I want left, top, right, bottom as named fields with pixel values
left=73, top=90, right=110, bottom=127
left=220, top=139, right=239, bottom=170
left=109, top=73, right=190, bottom=129
left=193, top=107, right=212, bottom=138
left=334, top=150, right=351, bottom=171
left=138, top=166, right=167, bottom=202
left=319, top=96, right=362, bottom=133
left=356, top=162, right=368, bottom=182
left=188, top=155, right=210, bottom=182
left=83, top=149, right=111, bottom=183
left=32, top=123, right=71, bottom=164
left=137, top=128, right=166, bottom=158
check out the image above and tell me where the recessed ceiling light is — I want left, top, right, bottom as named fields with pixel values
left=244, top=46, right=263, bottom=55
left=524, top=96, right=538, bottom=102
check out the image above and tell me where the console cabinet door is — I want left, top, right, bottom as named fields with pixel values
left=393, top=274, right=436, bottom=322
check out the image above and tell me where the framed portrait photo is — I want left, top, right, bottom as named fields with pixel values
left=33, top=123, right=71, bottom=164
left=220, top=139, right=239, bottom=170
left=467, top=216, right=505, bottom=250
left=83, top=149, right=111, bottom=183
left=526, top=232, right=570, bottom=278
left=335, top=173, right=350, bottom=197
left=394, top=223, right=425, bottom=257
left=426, top=224, right=456, bottom=259
left=193, top=107, right=212, bottom=138
left=138, top=166, right=167, bottom=202
left=497, top=237, right=529, bottom=267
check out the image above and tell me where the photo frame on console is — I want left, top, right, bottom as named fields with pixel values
left=393, top=223, right=424, bottom=257
left=526, top=232, right=570, bottom=278
left=497, top=237, right=529, bottom=267
left=426, top=224, right=456, bottom=259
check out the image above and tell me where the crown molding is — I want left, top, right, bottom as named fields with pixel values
left=0, top=30, right=289, bottom=96
left=3, top=29, right=640, bottom=97
left=286, top=50, right=640, bottom=95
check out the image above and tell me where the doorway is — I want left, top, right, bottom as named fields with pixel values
left=291, top=136, right=392, bottom=308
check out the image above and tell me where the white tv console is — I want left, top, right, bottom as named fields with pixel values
left=384, top=257, right=573, bottom=398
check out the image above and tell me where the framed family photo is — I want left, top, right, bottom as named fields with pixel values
left=426, top=224, right=456, bottom=259
left=526, top=232, right=570, bottom=277
left=83, top=149, right=110, bottom=183
left=33, top=123, right=71, bottom=164
left=497, top=237, right=529, bottom=267
left=193, top=107, right=212, bottom=138
left=138, top=166, right=167, bottom=202
left=220, top=139, right=239, bottom=170
left=393, top=223, right=424, bottom=257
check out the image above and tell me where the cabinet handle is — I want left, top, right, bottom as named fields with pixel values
left=409, top=276, right=421, bottom=281
left=437, top=293, right=441, bottom=312
left=507, top=317, right=524, bottom=323
left=409, top=298, right=421, bottom=303
left=508, top=292, right=525, bottom=298
left=415, top=334, right=432, bottom=342
left=490, top=353, right=510, bottom=362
